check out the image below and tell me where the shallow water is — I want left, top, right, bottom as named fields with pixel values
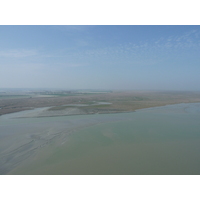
left=1, top=103, right=200, bottom=175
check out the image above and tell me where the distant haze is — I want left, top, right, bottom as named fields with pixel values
left=1, top=25, right=200, bottom=91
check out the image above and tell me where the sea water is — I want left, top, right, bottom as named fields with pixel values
left=1, top=103, right=200, bottom=175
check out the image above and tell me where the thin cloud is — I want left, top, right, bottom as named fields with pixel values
left=60, top=63, right=87, bottom=68
left=0, top=49, right=37, bottom=58
left=67, top=29, right=200, bottom=65
left=160, top=30, right=200, bottom=50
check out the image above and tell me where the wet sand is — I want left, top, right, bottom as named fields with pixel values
left=1, top=91, right=200, bottom=116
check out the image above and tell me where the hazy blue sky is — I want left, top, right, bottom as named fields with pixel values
left=1, top=25, right=200, bottom=90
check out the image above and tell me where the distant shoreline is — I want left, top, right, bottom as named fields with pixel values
left=1, top=91, right=200, bottom=117
left=2, top=102, right=200, bottom=119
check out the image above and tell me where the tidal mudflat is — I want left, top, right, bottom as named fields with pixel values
left=1, top=103, right=200, bottom=175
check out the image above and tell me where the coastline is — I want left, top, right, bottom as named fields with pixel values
left=1, top=91, right=200, bottom=174
left=1, top=101, right=200, bottom=119
left=1, top=91, right=200, bottom=117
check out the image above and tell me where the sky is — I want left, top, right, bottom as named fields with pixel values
left=0, top=25, right=200, bottom=91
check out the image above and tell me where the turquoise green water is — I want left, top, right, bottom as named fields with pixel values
left=1, top=103, right=200, bottom=175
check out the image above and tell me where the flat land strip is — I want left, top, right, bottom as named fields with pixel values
left=1, top=91, right=200, bottom=116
